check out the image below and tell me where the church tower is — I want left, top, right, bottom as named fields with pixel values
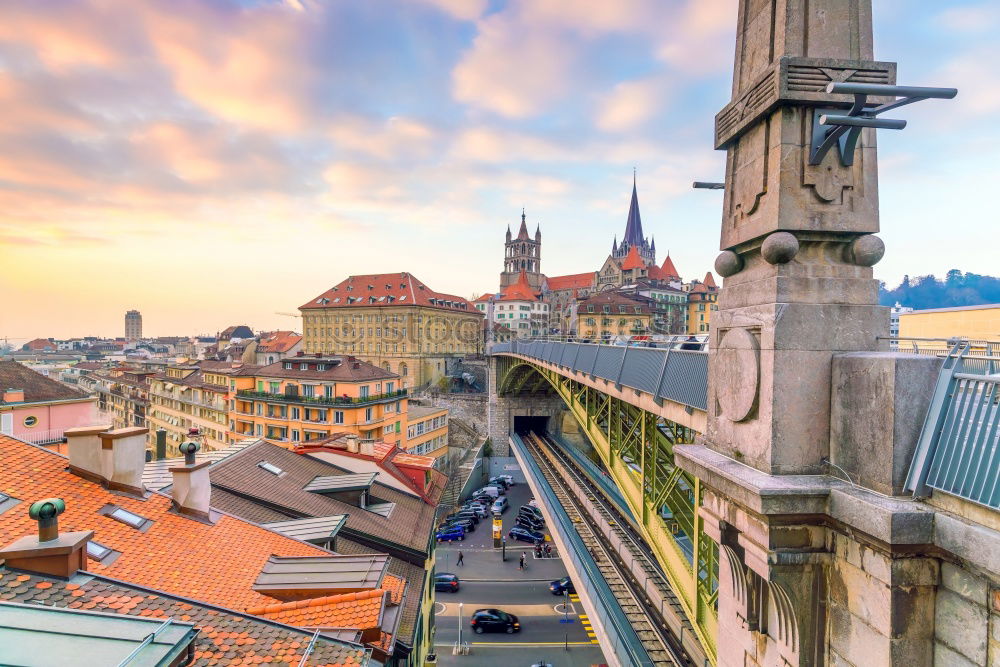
left=611, top=173, right=655, bottom=265
left=500, top=210, right=543, bottom=291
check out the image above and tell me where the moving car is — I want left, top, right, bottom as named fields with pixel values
left=549, top=576, right=575, bottom=596
left=435, top=573, right=460, bottom=593
left=470, top=609, right=521, bottom=634
left=436, top=525, right=465, bottom=542
left=508, top=526, right=545, bottom=544
left=491, top=497, right=509, bottom=514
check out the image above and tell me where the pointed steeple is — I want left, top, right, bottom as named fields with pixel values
left=612, top=235, right=618, bottom=254
left=506, top=224, right=512, bottom=242
left=516, top=208, right=530, bottom=240
left=623, top=173, right=644, bottom=247
left=534, top=223, right=541, bottom=241
left=660, top=253, right=680, bottom=280
left=703, top=271, right=717, bottom=288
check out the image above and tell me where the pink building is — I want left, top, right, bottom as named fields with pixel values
left=0, top=360, right=99, bottom=446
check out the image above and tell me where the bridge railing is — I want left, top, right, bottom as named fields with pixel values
left=492, top=338, right=709, bottom=412
left=906, top=342, right=1000, bottom=510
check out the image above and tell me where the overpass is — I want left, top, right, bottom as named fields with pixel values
left=491, top=339, right=718, bottom=663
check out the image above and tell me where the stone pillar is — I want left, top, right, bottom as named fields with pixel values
left=707, top=0, right=893, bottom=475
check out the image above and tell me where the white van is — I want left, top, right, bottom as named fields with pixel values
left=475, top=486, right=500, bottom=499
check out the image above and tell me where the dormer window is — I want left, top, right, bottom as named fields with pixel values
left=285, top=362, right=293, bottom=369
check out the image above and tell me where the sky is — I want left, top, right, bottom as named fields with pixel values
left=1, top=0, right=998, bottom=341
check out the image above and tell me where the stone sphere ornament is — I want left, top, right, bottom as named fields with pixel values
left=761, top=231, right=799, bottom=264
left=850, top=234, right=885, bottom=266
left=715, top=250, right=743, bottom=278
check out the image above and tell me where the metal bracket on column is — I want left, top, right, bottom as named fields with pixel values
left=809, top=82, right=957, bottom=166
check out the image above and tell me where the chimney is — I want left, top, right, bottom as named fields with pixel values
left=0, top=498, right=92, bottom=579
left=99, top=427, right=148, bottom=496
left=3, top=388, right=24, bottom=403
left=345, top=434, right=359, bottom=453
left=170, top=440, right=212, bottom=521
left=65, top=425, right=112, bottom=486
left=360, top=438, right=375, bottom=457
left=155, top=428, right=167, bottom=460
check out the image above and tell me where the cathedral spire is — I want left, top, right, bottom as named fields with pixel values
left=516, top=208, right=530, bottom=240
left=623, top=174, right=644, bottom=247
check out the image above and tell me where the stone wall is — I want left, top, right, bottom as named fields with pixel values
left=412, top=393, right=487, bottom=429
left=934, top=562, right=1000, bottom=666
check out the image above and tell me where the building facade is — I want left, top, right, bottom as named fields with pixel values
left=898, top=303, right=1000, bottom=342
left=81, top=367, right=153, bottom=431
left=299, top=272, right=483, bottom=389
left=575, top=292, right=652, bottom=340
left=233, top=355, right=407, bottom=447
left=253, top=330, right=303, bottom=365
left=147, top=365, right=233, bottom=456
left=124, top=310, right=142, bottom=341
left=541, top=272, right=596, bottom=333
left=405, top=404, right=449, bottom=462
left=0, top=361, right=98, bottom=446
left=500, top=211, right=543, bottom=291
left=685, top=275, right=719, bottom=334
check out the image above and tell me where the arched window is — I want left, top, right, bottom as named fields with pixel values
left=399, top=363, right=408, bottom=376
left=382, top=362, right=390, bottom=372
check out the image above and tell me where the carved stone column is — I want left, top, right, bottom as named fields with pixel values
left=707, top=0, right=892, bottom=475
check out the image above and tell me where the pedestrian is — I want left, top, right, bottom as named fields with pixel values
left=519, top=553, right=526, bottom=570
left=544, top=543, right=552, bottom=558
left=457, top=551, right=464, bottom=567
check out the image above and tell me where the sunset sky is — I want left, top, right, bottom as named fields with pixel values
left=1, top=0, right=998, bottom=341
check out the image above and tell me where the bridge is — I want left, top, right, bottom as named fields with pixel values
left=492, top=339, right=716, bottom=664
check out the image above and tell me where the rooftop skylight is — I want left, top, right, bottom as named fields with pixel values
left=258, top=461, right=283, bottom=476
left=86, top=540, right=113, bottom=561
left=108, top=507, right=150, bottom=530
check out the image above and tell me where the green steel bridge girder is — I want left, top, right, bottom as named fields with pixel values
left=496, top=358, right=719, bottom=662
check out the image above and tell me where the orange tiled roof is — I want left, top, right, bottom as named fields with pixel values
left=545, top=272, right=594, bottom=291
left=661, top=255, right=680, bottom=280
left=301, top=272, right=479, bottom=314
left=621, top=245, right=645, bottom=271
left=499, top=270, right=537, bottom=302
left=703, top=271, right=717, bottom=288
left=248, top=589, right=386, bottom=629
left=0, top=436, right=347, bottom=615
left=257, top=331, right=303, bottom=353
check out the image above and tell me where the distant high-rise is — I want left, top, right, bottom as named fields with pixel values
left=125, top=309, right=142, bottom=341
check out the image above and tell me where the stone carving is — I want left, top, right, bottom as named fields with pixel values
left=715, top=250, right=743, bottom=278
left=715, top=328, right=760, bottom=422
left=767, top=580, right=799, bottom=652
left=761, top=232, right=799, bottom=264
left=849, top=234, right=884, bottom=266
left=729, top=121, right=769, bottom=224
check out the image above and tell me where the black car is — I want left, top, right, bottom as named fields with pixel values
left=508, top=526, right=545, bottom=544
left=549, top=576, right=575, bottom=596
left=517, top=506, right=543, bottom=522
left=447, top=511, right=480, bottom=525
left=470, top=608, right=521, bottom=634
left=516, top=516, right=543, bottom=532
left=435, top=573, right=460, bottom=593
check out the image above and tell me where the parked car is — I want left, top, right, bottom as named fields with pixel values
left=462, top=504, right=488, bottom=518
left=440, top=518, right=475, bottom=532
left=495, top=474, right=515, bottom=486
left=488, top=476, right=510, bottom=489
left=508, top=526, right=545, bottom=544
left=549, top=577, right=575, bottom=596
left=527, top=499, right=539, bottom=508
left=516, top=515, right=543, bottom=532
left=447, top=511, right=480, bottom=525
left=491, top=497, right=509, bottom=514
left=518, top=505, right=543, bottom=522
left=435, top=573, right=461, bottom=593
left=470, top=609, right=521, bottom=634
left=436, top=526, right=465, bottom=542
left=474, top=486, right=499, bottom=499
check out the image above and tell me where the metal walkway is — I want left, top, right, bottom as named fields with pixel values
left=512, top=431, right=706, bottom=666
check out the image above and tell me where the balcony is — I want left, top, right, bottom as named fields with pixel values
left=236, top=388, right=407, bottom=408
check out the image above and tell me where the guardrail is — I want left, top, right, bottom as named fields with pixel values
left=510, top=432, right=656, bottom=667
left=492, top=339, right=709, bottom=412
left=906, top=342, right=1000, bottom=510
left=236, top=389, right=407, bottom=406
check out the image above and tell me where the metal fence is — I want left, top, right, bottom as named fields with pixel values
left=492, top=339, right=709, bottom=412
left=905, top=343, right=1000, bottom=510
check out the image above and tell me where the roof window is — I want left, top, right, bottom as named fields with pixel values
left=258, top=461, right=284, bottom=476
left=101, top=505, right=152, bottom=531
left=86, top=540, right=120, bottom=564
left=0, top=492, right=21, bottom=516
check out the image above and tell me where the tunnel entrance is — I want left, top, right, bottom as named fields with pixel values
left=513, top=415, right=549, bottom=436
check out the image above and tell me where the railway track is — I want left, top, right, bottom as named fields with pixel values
left=521, top=431, right=693, bottom=666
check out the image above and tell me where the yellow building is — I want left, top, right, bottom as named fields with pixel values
left=81, top=368, right=154, bottom=431
left=686, top=274, right=719, bottom=334
left=232, top=355, right=407, bottom=447
left=405, top=404, right=449, bottom=463
left=898, top=303, right=1000, bottom=341
left=147, top=365, right=237, bottom=456
left=576, top=291, right=652, bottom=340
left=299, top=272, right=483, bottom=389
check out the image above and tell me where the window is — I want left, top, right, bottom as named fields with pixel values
left=302, top=385, right=315, bottom=398
left=269, top=381, right=280, bottom=394
left=86, top=540, right=117, bottom=563
left=360, top=385, right=370, bottom=399
left=291, top=407, right=300, bottom=420
left=324, top=385, right=333, bottom=399
left=258, top=461, right=283, bottom=475
left=106, top=506, right=151, bottom=530
left=334, top=410, right=344, bottom=424
left=365, top=407, right=373, bottom=422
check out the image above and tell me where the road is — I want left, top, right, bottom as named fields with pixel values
left=433, top=580, right=606, bottom=667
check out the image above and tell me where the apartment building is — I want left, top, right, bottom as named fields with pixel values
left=232, top=354, right=407, bottom=446
left=405, top=404, right=449, bottom=462
left=147, top=364, right=236, bottom=455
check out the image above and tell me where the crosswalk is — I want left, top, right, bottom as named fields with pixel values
left=569, top=593, right=600, bottom=644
